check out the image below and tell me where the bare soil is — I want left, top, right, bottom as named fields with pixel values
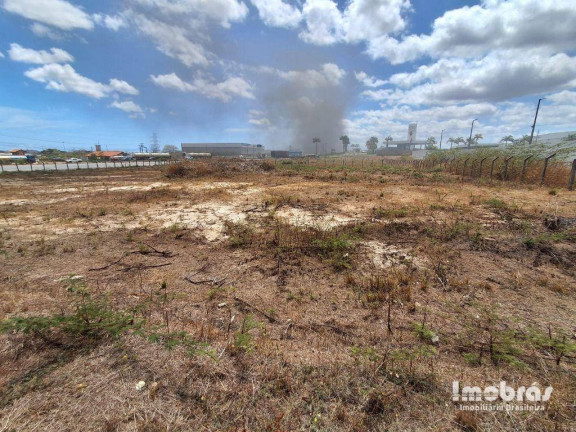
left=0, top=161, right=574, bottom=431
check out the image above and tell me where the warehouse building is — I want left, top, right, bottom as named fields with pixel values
left=181, top=143, right=265, bottom=157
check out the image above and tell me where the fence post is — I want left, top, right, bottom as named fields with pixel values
left=503, top=156, right=513, bottom=180
left=77, top=162, right=80, bottom=170
left=96, top=161, right=99, bottom=169
left=521, top=155, right=533, bottom=182
left=42, top=162, right=46, bottom=171
left=54, top=162, right=58, bottom=171
left=490, top=157, right=499, bottom=178
left=462, top=158, right=470, bottom=178
left=541, top=153, right=556, bottom=185
left=569, top=159, right=576, bottom=191
left=29, top=162, right=33, bottom=172
left=113, top=161, right=116, bottom=168
left=0, top=161, right=3, bottom=173
left=479, top=157, right=487, bottom=178
left=66, top=162, right=69, bottom=171
left=104, top=160, right=107, bottom=168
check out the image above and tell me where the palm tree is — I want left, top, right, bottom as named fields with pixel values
left=425, top=136, right=437, bottom=150
left=500, top=135, right=514, bottom=146
left=366, top=136, right=378, bottom=154
left=313, top=137, right=321, bottom=155
left=384, top=135, right=393, bottom=148
left=448, top=137, right=465, bottom=149
left=339, top=135, right=350, bottom=153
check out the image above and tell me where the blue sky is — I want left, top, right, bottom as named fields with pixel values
left=1, top=0, right=575, bottom=153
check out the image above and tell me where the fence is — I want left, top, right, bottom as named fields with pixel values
left=274, top=155, right=575, bottom=190
left=0, top=159, right=173, bottom=174
left=444, top=154, right=576, bottom=190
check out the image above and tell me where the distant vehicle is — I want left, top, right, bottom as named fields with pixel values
left=66, top=158, right=83, bottom=163
left=110, top=155, right=133, bottom=161
left=50, top=157, right=66, bottom=162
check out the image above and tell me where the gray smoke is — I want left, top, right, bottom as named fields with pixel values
left=258, top=64, right=352, bottom=154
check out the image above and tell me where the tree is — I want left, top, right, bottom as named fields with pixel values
left=366, top=136, right=378, bottom=154
left=162, top=144, right=178, bottom=153
left=313, top=137, right=321, bottom=155
left=425, top=136, right=437, bottom=150
left=384, top=135, right=393, bottom=148
left=339, top=135, right=350, bottom=153
left=500, top=135, right=514, bottom=146
left=448, top=137, right=465, bottom=149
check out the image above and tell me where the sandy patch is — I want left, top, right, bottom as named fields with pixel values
left=275, top=207, right=357, bottom=229
left=362, top=240, right=425, bottom=269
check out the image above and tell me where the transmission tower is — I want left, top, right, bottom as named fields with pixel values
left=151, top=133, right=160, bottom=152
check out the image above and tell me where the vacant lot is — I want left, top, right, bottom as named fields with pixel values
left=0, top=160, right=575, bottom=431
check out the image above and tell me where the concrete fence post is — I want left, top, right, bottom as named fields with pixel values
left=490, top=157, right=499, bottom=178
left=54, top=162, right=58, bottom=171
left=42, top=162, right=46, bottom=171
left=29, top=162, right=33, bottom=172
left=66, top=162, right=69, bottom=171
left=569, top=159, right=576, bottom=191
left=0, top=161, right=3, bottom=173
left=77, top=162, right=80, bottom=170
left=520, top=155, right=533, bottom=182
left=16, top=163, right=20, bottom=172
left=541, top=153, right=556, bottom=185
left=503, top=156, right=513, bottom=180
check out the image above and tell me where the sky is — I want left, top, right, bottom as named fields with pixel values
left=0, top=0, right=575, bottom=153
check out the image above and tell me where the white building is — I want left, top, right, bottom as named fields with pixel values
left=181, top=143, right=265, bottom=157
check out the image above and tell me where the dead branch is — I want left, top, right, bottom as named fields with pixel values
left=233, top=296, right=276, bottom=323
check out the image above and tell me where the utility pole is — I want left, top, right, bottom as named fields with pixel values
left=529, top=98, right=545, bottom=145
left=440, top=129, right=445, bottom=150
left=468, top=119, right=477, bottom=149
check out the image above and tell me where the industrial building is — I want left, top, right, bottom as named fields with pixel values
left=181, top=143, right=265, bottom=158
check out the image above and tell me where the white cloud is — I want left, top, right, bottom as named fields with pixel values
left=134, top=14, right=211, bottom=67
left=93, top=14, right=127, bottom=31
left=110, top=100, right=145, bottom=118
left=25, top=64, right=109, bottom=98
left=30, top=23, right=66, bottom=40
left=0, top=51, right=4, bottom=58
left=364, top=51, right=576, bottom=105
left=2, top=0, right=94, bottom=31
left=248, top=109, right=272, bottom=127
left=367, top=0, right=576, bottom=64
left=262, top=63, right=346, bottom=88
left=297, top=0, right=409, bottom=46
left=24, top=64, right=139, bottom=99
left=130, top=0, right=248, bottom=28
left=299, top=0, right=344, bottom=45
left=547, top=90, right=576, bottom=106
left=250, top=0, right=302, bottom=28
left=109, top=78, right=140, bottom=96
left=8, top=43, right=74, bottom=64
left=150, top=72, right=254, bottom=102
left=343, top=0, right=410, bottom=43
left=355, top=71, right=386, bottom=88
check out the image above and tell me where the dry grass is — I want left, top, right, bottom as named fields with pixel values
left=0, top=160, right=575, bottom=431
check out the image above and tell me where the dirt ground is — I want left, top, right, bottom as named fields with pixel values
left=0, top=160, right=575, bottom=431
